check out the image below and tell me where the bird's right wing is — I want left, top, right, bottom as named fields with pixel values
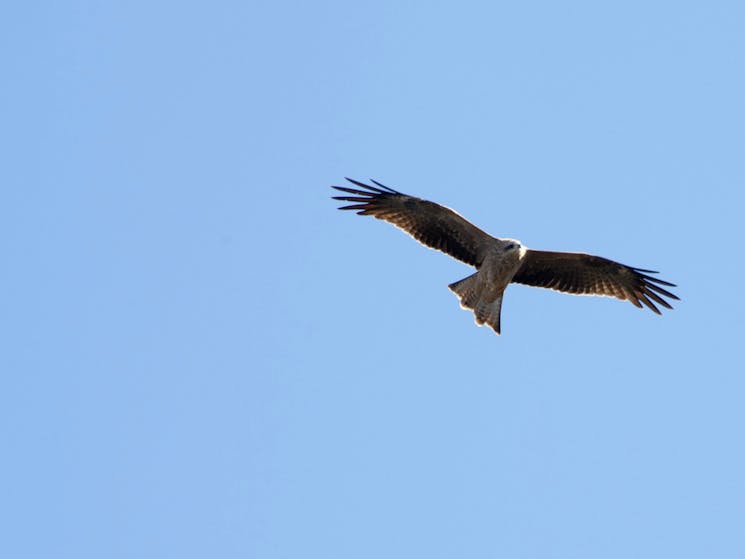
left=332, top=178, right=495, bottom=267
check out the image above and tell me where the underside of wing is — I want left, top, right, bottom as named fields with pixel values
left=511, top=250, right=679, bottom=313
left=332, top=178, right=493, bottom=267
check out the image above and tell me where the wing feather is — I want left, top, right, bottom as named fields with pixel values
left=332, top=178, right=494, bottom=267
left=512, top=250, right=679, bottom=314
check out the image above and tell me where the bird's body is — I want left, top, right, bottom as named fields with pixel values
left=332, top=179, right=678, bottom=335
left=447, top=243, right=524, bottom=333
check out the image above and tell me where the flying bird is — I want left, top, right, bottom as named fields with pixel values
left=332, top=178, right=679, bottom=335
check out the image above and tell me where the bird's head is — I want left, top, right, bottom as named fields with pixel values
left=503, top=240, right=526, bottom=259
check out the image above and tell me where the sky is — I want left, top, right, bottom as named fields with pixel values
left=2, top=1, right=745, bottom=557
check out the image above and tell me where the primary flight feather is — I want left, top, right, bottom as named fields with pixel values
left=332, top=178, right=679, bottom=335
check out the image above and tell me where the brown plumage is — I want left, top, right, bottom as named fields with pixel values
left=332, top=178, right=679, bottom=334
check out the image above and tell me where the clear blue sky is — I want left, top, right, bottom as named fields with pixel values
left=2, top=1, right=744, bottom=558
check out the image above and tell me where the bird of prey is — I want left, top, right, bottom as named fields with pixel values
left=332, top=178, right=679, bottom=335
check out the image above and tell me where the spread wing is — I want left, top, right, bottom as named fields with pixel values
left=511, top=250, right=679, bottom=314
left=332, top=178, right=494, bottom=267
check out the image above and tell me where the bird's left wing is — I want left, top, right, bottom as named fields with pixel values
left=511, top=250, right=679, bottom=313
left=332, top=178, right=494, bottom=267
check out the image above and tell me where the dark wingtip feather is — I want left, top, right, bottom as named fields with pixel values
left=369, top=179, right=400, bottom=193
left=630, top=299, right=644, bottom=309
left=344, top=177, right=388, bottom=194
left=643, top=288, right=674, bottom=310
left=638, top=274, right=676, bottom=288
left=342, top=177, right=405, bottom=196
left=637, top=293, right=662, bottom=314
left=640, top=278, right=680, bottom=301
left=333, top=196, right=372, bottom=203
left=628, top=266, right=680, bottom=309
left=332, top=185, right=373, bottom=196
left=650, top=285, right=680, bottom=301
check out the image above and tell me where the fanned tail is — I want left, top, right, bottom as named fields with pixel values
left=448, top=272, right=504, bottom=335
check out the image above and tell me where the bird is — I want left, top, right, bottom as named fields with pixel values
left=332, top=178, right=679, bottom=335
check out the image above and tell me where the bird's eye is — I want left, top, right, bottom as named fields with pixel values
left=505, top=243, right=515, bottom=251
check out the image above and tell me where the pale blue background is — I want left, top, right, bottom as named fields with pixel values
left=2, top=1, right=744, bottom=558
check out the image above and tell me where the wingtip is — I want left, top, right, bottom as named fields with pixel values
left=339, top=177, right=403, bottom=195
left=369, top=178, right=399, bottom=193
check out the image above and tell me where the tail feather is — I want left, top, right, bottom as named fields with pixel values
left=448, top=273, right=482, bottom=310
left=448, top=273, right=504, bottom=335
